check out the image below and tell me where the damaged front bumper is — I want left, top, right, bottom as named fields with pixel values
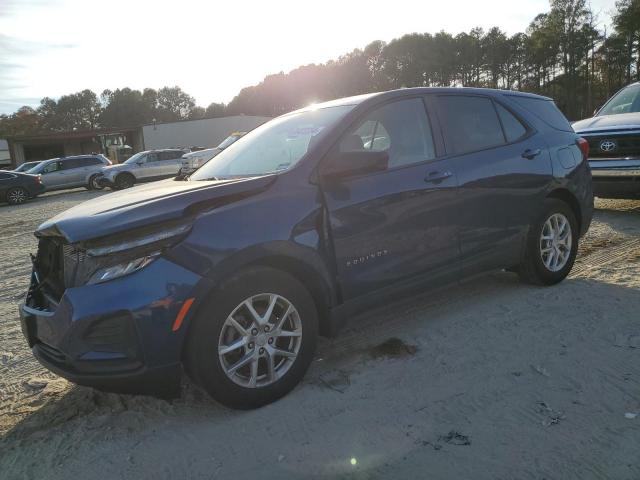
left=20, top=256, right=203, bottom=397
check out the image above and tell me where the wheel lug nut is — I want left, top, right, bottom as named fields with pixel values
left=259, top=347, right=265, bottom=354
left=268, top=337, right=274, bottom=344
left=264, top=325, right=270, bottom=332
left=251, top=328, right=258, bottom=335
left=248, top=342, right=254, bottom=349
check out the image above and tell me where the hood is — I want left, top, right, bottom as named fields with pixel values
left=36, top=175, right=276, bottom=243
left=572, top=112, right=640, bottom=133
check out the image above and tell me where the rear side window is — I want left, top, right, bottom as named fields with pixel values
left=62, top=159, right=83, bottom=169
left=508, top=96, right=572, bottom=132
left=496, top=103, right=527, bottom=142
left=85, top=157, right=103, bottom=166
left=158, top=151, right=180, bottom=160
left=438, top=96, right=504, bottom=155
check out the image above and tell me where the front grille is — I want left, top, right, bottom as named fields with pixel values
left=584, top=132, right=640, bottom=159
left=34, top=237, right=65, bottom=301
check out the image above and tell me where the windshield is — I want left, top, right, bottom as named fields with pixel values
left=190, top=105, right=353, bottom=180
left=123, top=151, right=146, bottom=164
left=599, top=84, right=640, bottom=116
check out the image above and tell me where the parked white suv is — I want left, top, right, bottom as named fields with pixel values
left=97, top=148, right=189, bottom=189
left=178, top=132, right=245, bottom=177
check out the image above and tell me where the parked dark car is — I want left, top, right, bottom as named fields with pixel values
left=13, top=161, right=43, bottom=173
left=573, top=82, right=640, bottom=198
left=0, top=170, right=45, bottom=205
left=20, top=88, right=593, bottom=408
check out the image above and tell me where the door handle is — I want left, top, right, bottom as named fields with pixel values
left=424, top=170, right=452, bottom=184
left=522, top=148, right=542, bottom=160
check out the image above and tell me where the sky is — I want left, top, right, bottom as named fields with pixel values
left=0, top=0, right=618, bottom=115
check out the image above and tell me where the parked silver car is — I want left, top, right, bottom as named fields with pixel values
left=28, top=155, right=112, bottom=191
left=97, top=149, right=189, bottom=189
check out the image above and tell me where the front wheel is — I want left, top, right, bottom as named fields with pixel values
left=185, top=267, right=318, bottom=409
left=87, top=174, right=105, bottom=190
left=518, top=198, right=578, bottom=285
left=115, top=173, right=135, bottom=189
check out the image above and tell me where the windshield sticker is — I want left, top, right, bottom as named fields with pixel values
left=286, top=126, right=324, bottom=139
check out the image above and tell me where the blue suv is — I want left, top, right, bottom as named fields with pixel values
left=20, top=88, right=593, bottom=408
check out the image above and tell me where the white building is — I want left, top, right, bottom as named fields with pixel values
left=142, top=115, right=270, bottom=150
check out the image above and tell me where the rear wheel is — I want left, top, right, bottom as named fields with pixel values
left=185, top=266, right=318, bottom=409
left=115, top=173, right=135, bottom=189
left=518, top=198, right=578, bottom=285
left=6, top=187, right=28, bottom=205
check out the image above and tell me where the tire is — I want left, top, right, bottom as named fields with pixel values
left=6, top=187, right=28, bottom=205
left=87, top=174, right=105, bottom=191
left=185, top=266, right=318, bottom=409
left=115, top=173, right=135, bottom=189
left=518, top=198, right=578, bottom=285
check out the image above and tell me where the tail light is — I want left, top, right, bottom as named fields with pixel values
left=36, top=175, right=42, bottom=184
left=576, top=137, right=589, bottom=162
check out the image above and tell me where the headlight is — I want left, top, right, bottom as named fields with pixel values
left=87, top=253, right=159, bottom=285
left=86, top=223, right=191, bottom=256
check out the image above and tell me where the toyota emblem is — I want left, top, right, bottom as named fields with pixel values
left=599, top=140, right=617, bottom=152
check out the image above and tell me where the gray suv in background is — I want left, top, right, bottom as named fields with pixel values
left=97, top=148, right=189, bottom=189
left=28, top=155, right=111, bottom=191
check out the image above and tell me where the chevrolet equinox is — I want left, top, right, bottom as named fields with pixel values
left=20, top=88, right=593, bottom=408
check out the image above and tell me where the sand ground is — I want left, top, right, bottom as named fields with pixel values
left=0, top=189, right=639, bottom=479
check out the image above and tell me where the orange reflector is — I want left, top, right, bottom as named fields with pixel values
left=172, top=297, right=195, bottom=332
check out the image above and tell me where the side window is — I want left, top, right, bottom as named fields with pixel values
left=62, top=159, right=83, bottom=169
left=438, top=96, right=505, bottom=155
left=159, top=151, right=180, bottom=160
left=85, top=157, right=103, bottom=166
left=340, top=98, right=436, bottom=169
left=146, top=153, right=160, bottom=162
left=495, top=103, right=527, bottom=142
left=42, top=162, right=60, bottom=173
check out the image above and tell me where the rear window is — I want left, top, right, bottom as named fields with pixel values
left=508, top=96, right=572, bottom=132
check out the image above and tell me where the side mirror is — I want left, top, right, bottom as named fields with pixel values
left=136, top=160, right=144, bottom=165
left=322, top=150, right=389, bottom=180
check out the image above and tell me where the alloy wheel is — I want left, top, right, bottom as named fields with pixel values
left=7, top=188, right=27, bottom=204
left=539, top=212, right=572, bottom=272
left=218, top=293, right=302, bottom=388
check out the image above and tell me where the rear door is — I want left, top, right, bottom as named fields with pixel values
left=59, top=158, right=87, bottom=186
left=157, top=150, right=184, bottom=177
left=320, top=96, right=460, bottom=300
left=435, top=94, right=550, bottom=275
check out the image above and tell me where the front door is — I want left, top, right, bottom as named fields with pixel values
left=320, top=97, right=460, bottom=301
left=40, top=160, right=66, bottom=189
